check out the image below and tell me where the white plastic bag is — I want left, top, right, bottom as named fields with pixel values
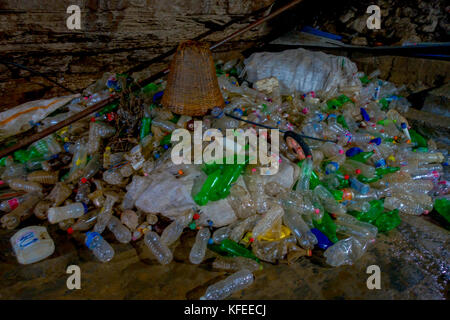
left=244, top=48, right=361, bottom=95
left=0, top=94, right=80, bottom=141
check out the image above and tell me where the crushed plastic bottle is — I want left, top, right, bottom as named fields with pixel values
left=200, top=269, right=254, bottom=300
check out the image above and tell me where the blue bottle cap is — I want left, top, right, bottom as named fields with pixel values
left=153, top=90, right=164, bottom=102
left=82, top=202, right=88, bottom=214
left=233, top=108, right=243, bottom=117
left=346, top=147, right=363, bottom=157
left=211, top=107, right=224, bottom=119
left=63, top=142, right=72, bottom=152
left=375, top=159, right=386, bottom=168
left=401, top=122, right=407, bottom=129
left=85, top=231, right=100, bottom=249
left=370, top=137, right=382, bottom=145
left=360, top=108, right=370, bottom=121
left=328, top=114, right=337, bottom=119
left=310, top=228, right=333, bottom=250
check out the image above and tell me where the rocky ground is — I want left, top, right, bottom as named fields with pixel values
left=0, top=214, right=448, bottom=300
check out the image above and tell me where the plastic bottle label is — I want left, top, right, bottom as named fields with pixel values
left=16, top=231, right=39, bottom=249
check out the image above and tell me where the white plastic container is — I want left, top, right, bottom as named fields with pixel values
left=10, top=226, right=55, bottom=264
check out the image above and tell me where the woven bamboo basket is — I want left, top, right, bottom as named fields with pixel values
left=162, top=40, right=225, bottom=116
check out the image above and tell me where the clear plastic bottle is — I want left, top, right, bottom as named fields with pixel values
left=212, top=256, right=260, bottom=272
left=0, top=194, right=27, bottom=212
left=230, top=215, right=260, bottom=243
left=341, top=159, right=376, bottom=178
left=313, top=185, right=346, bottom=215
left=160, top=210, right=194, bottom=246
left=47, top=202, right=88, bottom=224
left=67, top=209, right=99, bottom=233
left=384, top=197, right=426, bottom=215
left=121, top=209, right=139, bottom=231
left=189, top=227, right=211, bottom=264
left=33, top=200, right=52, bottom=220
left=252, top=203, right=284, bottom=239
left=85, top=231, right=115, bottom=263
left=144, top=231, right=173, bottom=265
left=282, top=207, right=317, bottom=249
left=107, top=215, right=132, bottom=243
left=244, top=170, right=269, bottom=214
left=88, top=122, right=116, bottom=155
left=295, top=157, right=313, bottom=191
left=200, top=269, right=254, bottom=300
left=27, top=170, right=59, bottom=184
left=81, top=153, right=102, bottom=180
left=226, top=184, right=256, bottom=219
left=212, top=225, right=233, bottom=244
left=324, top=236, right=369, bottom=267
left=94, top=191, right=119, bottom=233
left=349, top=177, right=370, bottom=194
left=8, top=179, right=43, bottom=194
left=1, top=193, right=41, bottom=230
left=46, top=182, right=72, bottom=206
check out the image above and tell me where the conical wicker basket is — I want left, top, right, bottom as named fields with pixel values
left=162, top=40, right=225, bottom=116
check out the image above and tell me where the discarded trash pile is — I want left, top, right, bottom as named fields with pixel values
left=0, top=45, right=448, bottom=300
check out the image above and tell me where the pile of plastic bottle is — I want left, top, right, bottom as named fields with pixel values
left=0, top=58, right=448, bottom=300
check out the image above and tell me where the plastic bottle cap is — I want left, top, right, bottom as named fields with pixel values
left=338, top=149, right=344, bottom=154
left=85, top=231, right=100, bottom=248
left=314, top=209, right=320, bottom=214
left=355, top=169, right=361, bottom=174
left=344, top=175, right=350, bottom=180
left=249, top=238, right=254, bottom=243
left=401, top=123, right=407, bottom=129
left=193, top=213, right=200, bottom=220
left=67, top=227, right=74, bottom=235
left=82, top=202, right=89, bottom=214
left=90, top=117, right=96, bottom=122
left=81, top=177, right=88, bottom=184
left=178, top=169, right=184, bottom=175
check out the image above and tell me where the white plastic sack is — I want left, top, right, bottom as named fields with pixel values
left=135, top=171, right=196, bottom=218
left=0, top=94, right=80, bottom=141
left=244, top=48, right=361, bottom=95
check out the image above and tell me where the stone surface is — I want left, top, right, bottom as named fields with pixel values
left=0, top=0, right=275, bottom=111
left=0, top=214, right=448, bottom=299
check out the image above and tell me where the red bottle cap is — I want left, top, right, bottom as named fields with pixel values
left=355, top=169, right=361, bottom=174
left=193, top=213, right=200, bottom=220
left=67, top=227, right=74, bottom=235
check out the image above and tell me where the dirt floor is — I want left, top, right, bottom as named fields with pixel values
left=0, top=213, right=448, bottom=300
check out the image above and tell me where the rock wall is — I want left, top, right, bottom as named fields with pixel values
left=0, top=0, right=275, bottom=111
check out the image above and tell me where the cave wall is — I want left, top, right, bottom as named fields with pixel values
left=0, top=0, right=275, bottom=111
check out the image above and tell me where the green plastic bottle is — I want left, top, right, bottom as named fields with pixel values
left=409, top=129, right=428, bottom=148
left=313, top=212, right=338, bottom=243
left=337, top=115, right=349, bottom=129
left=218, top=239, right=260, bottom=262
left=357, top=174, right=381, bottom=184
left=98, top=102, right=119, bottom=116
left=375, top=166, right=400, bottom=176
left=349, top=199, right=384, bottom=224
left=140, top=117, right=152, bottom=141
left=350, top=151, right=374, bottom=163
left=194, top=169, right=222, bottom=206
left=434, top=198, right=450, bottom=224
left=160, top=133, right=172, bottom=147
left=374, top=209, right=401, bottom=232
left=209, top=163, right=247, bottom=200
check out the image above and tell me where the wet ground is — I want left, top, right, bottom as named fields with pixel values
left=0, top=214, right=448, bottom=300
